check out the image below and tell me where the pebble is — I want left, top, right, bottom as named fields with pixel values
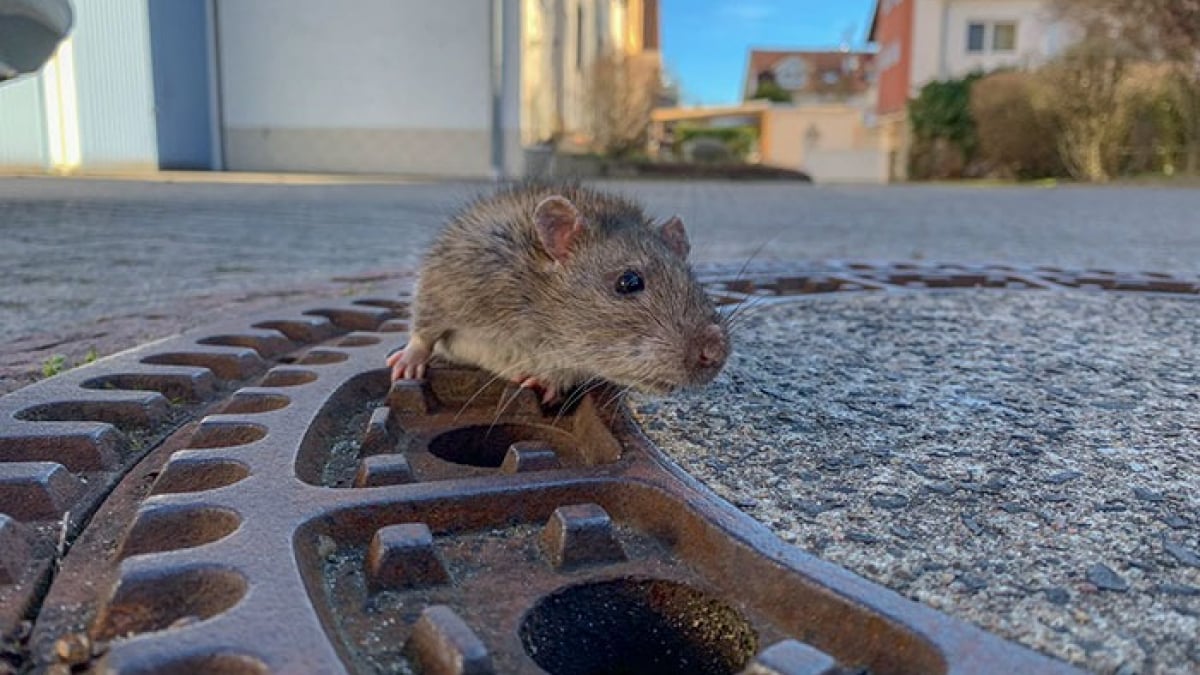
left=1086, top=564, right=1130, bottom=592
left=869, top=493, right=910, bottom=510
left=1163, top=541, right=1200, bottom=568
left=1132, top=487, right=1166, bottom=503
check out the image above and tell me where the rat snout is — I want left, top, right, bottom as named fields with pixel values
left=689, top=322, right=729, bottom=377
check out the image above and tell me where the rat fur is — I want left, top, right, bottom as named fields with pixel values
left=387, top=183, right=729, bottom=403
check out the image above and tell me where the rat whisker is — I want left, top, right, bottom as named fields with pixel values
left=555, top=376, right=606, bottom=425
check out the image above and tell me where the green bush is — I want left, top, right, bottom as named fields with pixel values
left=907, top=73, right=981, bottom=179
left=674, top=125, right=757, bottom=161
left=750, top=81, right=793, bottom=103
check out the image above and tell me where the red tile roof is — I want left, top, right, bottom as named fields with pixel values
left=745, top=49, right=876, bottom=99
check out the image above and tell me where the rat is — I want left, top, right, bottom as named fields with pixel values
left=386, top=183, right=729, bottom=404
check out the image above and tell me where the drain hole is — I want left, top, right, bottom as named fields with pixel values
left=81, top=373, right=214, bottom=403
left=427, top=424, right=572, bottom=468
left=260, top=369, right=318, bottom=387
left=337, top=334, right=380, bottom=347
left=188, top=422, right=267, bottom=449
left=520, top=578, right=757, bottom=675
left=298, top=349, right=349, bottom=365
left=121, top=506, right=241, bottom=558
left=219, top=392, right=290, bottom=414
left=197, top=333, right=291, bottom=358
left=153, top=458, right=250, bottom=494
left=16, top=398, right=167, bottom=429
left=95, top=567, right=247, bottom=641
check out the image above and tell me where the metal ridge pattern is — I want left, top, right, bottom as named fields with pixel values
left=4, top=260, right=1193, bottom=674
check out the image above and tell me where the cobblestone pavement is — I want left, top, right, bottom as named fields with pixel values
left=2, top=176, right=1199, bottom=390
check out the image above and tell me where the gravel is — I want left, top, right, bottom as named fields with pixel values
left=633, top=290, right=1200, bottom=673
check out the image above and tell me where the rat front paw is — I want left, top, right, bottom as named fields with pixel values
left=386, top=341, right=431, bottom=381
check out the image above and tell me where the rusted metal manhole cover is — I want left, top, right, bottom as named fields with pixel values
left=2, top=261, right=1195, bottom=674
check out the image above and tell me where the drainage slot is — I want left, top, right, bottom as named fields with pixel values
left=121, top=506, right=241, bottom=558
left=95, top=566, right=248, bottom=640
left=82, top=372, right=215, bottom=403
left=218, top=392, right=290, bottom=415
left=427, top=424, right=574, bottom=468
left=520, top=577, right=757, bottom=675
left=152, top=458, right=250, bottom=494
left=260, top=369, right=318, bottom=387
left=298, top=350, right=349, bottom=365
left=188, top=422, right=267, bottom=449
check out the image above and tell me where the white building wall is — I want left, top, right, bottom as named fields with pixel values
left=909, top=0, right=1071, bottom=95
left=71, top=0, right=158, bottom=169
left=0, top=76, right=48, bottom=170
left=941, top=0, right=1067, bottom=77
left=217, top=0, right=516, bottom=177
left=0, top=0, right=158, bottom=172
left=910, top=0, right=948, bottom=92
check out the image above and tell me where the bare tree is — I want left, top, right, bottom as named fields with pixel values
left=1036, top=38, right=1132, bottom=181
left=585, top=52, right=663, bottom=159
left=1053, top=0, right=1200, bottom=172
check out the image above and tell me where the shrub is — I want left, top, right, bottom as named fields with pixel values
left=1033, top=38, right=1132, bottom=182
left=907, top=73, right=981, bottom=179
left=585, top=53, right=662, bottom=158
left=674, top=125, right=757, bottom=161
left=750, top=81, right=793, bottom=103
left=969, top=71, right=1063, bottom=178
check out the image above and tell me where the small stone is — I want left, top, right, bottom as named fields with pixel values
left=957, top=574, right=988, bottom=592
left=1044, top=587, right=1070, bottom=605
left=961, top=514, right=985, bottom=536
left=869, top=493, right=909, bottom=510
left=53, top=634, right=90, bottom=666
left=1164, top=540, right=1200, bottom=568
left=733, top=496, right=758, bottom=509
left=1162, top=514, right=1191, bottom=529
left=1040, top=493, right=1069, bottom=503
left=1086, top=563, right=1129, bottom=592
left=889, top=525, right=916, bottom=540
left=1132, top=487, right=1165, bottom=503
left=1155, top=583, right=1200, bottom=597
left=1095, top=500, right=1128, bottom=513
left=925, top=481, right=957, bottom=495
left=1043, top=470, right=1083, bottom=484
left=846, top=531, right=879, bottom=544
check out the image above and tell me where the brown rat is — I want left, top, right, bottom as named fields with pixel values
left=387, top=183, right=729, bottom=403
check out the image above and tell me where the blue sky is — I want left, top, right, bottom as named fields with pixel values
left=661, top=0, right=877, bottom=105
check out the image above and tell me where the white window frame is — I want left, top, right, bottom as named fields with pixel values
left=966, top=20, right=1018, bottom=55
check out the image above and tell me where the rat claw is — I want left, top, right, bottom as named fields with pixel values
left=387, top=341, right=431, bottom=381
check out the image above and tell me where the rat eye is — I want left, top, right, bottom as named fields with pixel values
left=615, top=269, right=645, bottom=295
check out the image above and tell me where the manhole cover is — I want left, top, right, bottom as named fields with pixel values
left=5, top=260, right=1192, bottom=673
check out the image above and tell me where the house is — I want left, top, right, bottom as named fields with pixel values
left=0, top=0, right=658, bottom=178
left=743, top=49, right=877, bottom=108
left=868, top=0, right=1077, bottom=180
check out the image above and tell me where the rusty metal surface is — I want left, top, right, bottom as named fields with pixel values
left=4, top=261, right=1194, bottom=674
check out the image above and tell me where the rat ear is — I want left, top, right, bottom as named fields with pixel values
left=533, top=196, right=585, bottom=263
left=659, top=215, right=690, bottom=259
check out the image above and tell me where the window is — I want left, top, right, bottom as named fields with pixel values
left=967, top=21, right=1018, bottom=54
left=967, top=23, right=985, bottom=52
left=992, top=22, right=1016, bottom=51
left=774, top=56, right=808, bottom=90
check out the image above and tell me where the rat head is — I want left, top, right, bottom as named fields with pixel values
left=532, top=193, right=730, bottom=395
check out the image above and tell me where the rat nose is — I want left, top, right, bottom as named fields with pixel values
left=692, top=323, right=729, bottom=370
